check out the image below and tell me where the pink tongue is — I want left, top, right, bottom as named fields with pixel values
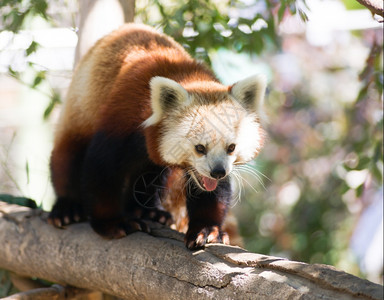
left=202, top=176, right=218, bottom=191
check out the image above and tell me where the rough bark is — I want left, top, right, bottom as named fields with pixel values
left=2, top=284, right=97, bottom=300
left=0, top=201, right=382, bottom=300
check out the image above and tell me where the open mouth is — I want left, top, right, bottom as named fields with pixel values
left=189, top=170, right=218, bottom=192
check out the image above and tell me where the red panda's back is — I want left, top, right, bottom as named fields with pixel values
left=55, top=24, right=191, bottom=141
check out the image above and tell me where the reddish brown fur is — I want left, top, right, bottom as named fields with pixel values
left=51, top=24, right=205, bottom=192
left=50, top=23, right=242, bottom=245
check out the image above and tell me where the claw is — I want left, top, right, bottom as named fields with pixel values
left=136, top=208, right=173, bottom=226
left=63, top=216, right=70, bottom=225
left=158, top=215, right=166, bottom=224
left=222, top=232, right=230, bottom=245
left=185, top=226, right=229, bottom=250
left=53, top=218, right=62, bottom=228
left=206, top=226, right=220, bottom=243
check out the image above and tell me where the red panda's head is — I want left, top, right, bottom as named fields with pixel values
left=143, top=75, right=267, bottom=192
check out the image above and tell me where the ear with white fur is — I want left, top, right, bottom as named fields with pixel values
left=230, top=74, right=267, bottom=113
left=143, top=76, right=189, bottom=127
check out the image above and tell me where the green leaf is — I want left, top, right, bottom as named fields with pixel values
left=7, top=66, right=20, bottom=79
left=340, top=183, right=350, bottom=195
left=356, top=184, right=364, bottom=197
left=26, top=41, right=40, bottom=56
left=34, top=0, right=49, bottom=17
left=371, top=163, right=382, bottom=182
left=356, top=156, right=370, bottom=170
left=7, top=10, right=27, bottom=32
left=25, top=161, right=30, bottom=184
left=32, top=70, right=46, bottom=88
left=356, top=85, right=368, bottom=102
left=372, top=141, right=382, bottom=162
left=298, top=8, right=309, bottom=22
left=0, top=194, right=37, bottom=208
left=278, top=3, right=286, bottom=23
left=43, top=90, right=61, bottom=119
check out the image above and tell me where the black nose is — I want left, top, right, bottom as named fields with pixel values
left=210, top=166, right=226, bottom=180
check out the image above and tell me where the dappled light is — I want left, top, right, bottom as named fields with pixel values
left=0, top=0, right=382, bottom=292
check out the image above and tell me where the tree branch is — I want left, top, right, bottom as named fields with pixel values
left=355, top=0, right=383, bottom=17
left=0, top=201, right=382, bottom=300
left=2, top=284, right=97, bottom=300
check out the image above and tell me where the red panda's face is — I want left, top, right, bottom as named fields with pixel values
left=143, top=75, right=267, bottom=192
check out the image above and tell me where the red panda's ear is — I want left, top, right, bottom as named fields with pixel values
left=230, top=74, right=267, bottom=113
left=142, top=77, right=189, bottom=127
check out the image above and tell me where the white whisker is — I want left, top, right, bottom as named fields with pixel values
left=236, top=167, right=265, bottom=190
left=229, top=170, right=243, bottom=207
left=239, top=164, right=271, bottom=182
left=232, top=162, right=270, bottom=193
left=237, top=172, right=260, bottom=194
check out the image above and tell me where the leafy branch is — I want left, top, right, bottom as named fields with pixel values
left=1, top=0, right=61, bottom=119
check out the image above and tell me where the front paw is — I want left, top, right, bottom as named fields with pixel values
left=47, top=198, right=86, bottom=228
left=133, top=207, right=173, bottom=226
left=185, top=225, right=230, bottom=250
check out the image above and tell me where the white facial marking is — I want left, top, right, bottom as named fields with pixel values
left=235, top=114, right=263, bottom=163
left=149, top=75, right=267, bottom=191
left=159, top=98, right=263, bottom=183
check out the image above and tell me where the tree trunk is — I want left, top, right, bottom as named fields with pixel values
left=0, top=201, right=382, bottom=300
left=74, top=0, right=135, bottom=66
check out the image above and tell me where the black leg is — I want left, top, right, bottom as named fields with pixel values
left=48, top=138, right=88, bottom=228
left=81, top=131, right=152, bottom=238
left=125, top=164, right=173, bottom=226
left=185, top=175, right=232, bottom=249
left=81, top=131, right=171, bottom=239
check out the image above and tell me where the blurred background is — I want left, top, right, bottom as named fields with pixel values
left=0, top=0, right=382, bottom=290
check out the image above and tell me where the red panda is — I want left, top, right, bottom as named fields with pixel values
left=48, top=24, right=267, bottom=249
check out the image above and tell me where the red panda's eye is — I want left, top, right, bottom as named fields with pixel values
left=227, top=143, right=236, bottom=154
left=195, top=144, right=206, bottom=155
